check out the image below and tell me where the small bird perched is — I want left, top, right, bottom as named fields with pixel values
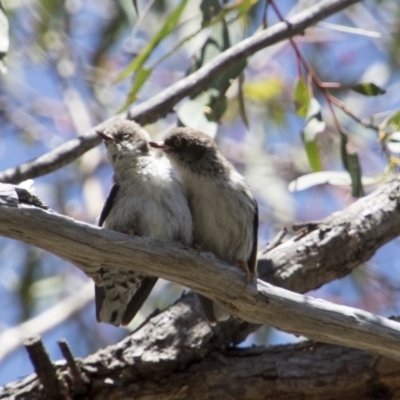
left=150, top=128, right=258, bottom=325
left=95, top=120, right=193, bottom=326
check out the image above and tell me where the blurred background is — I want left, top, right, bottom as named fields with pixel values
left=1, top=0, right=400, bottom=385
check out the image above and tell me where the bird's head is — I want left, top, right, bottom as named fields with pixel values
left=96, top=120, right=151, bottom=167
left=149, top=128, right=220, bottom=174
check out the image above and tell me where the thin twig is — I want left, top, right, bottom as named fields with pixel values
left=270, top=0, right=381, bottom=133
left=0, top=0, right=361, bottom=184
left=261, top=227, right=288, bottom=253
left=2, top=180, right=400, bottom=361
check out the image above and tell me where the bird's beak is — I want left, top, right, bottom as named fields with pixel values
left=149, top=141, right=170, bottom=150
left=96, top=130, right=114, bottom=142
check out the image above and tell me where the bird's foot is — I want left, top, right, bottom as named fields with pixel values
left=193, top=242, right=205, bottom=254
left=123, top=228, right=136, bottom=237
left=114, top=228, right=135, bottom=244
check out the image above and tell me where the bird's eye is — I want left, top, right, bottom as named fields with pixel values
left=122, top=133, right=130, bottom=140
left=174, top=138, right=182, bottom=147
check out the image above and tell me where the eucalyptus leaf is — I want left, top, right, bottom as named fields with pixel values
left=301, top=138, right=322, bottom=172
left=244, top=78, right=284, bottom=102
left=293, top=77, right=310, bottom=118
left=36, top=0, right=63, bottom=43
left=387, top=110, right=400, bottom=130
left=117, top=0, right=188, bottom=82
left=200, top=0, right=222, bottom=26
left=177, top=91, right=218, bottom=138
left=118, top=68, right=152, bottom=113
left=350, top=82, right=385, bottom=96
left=179, top=13, right=247, bottom=130
left=289, top=171, right=381, bottom=192
left=340, top=133, right=364, bottom=197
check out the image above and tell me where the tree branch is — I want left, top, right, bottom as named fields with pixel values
left=0, top=0, right=361, bottom=184
left=1, top=178, right=400, bottom=362
left=258, top=176, right=400, bottom=293
left=2, top=294, right=400, bottom=399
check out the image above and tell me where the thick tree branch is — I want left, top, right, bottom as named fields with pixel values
left=2, top=294, right=399, bottom=399
left=1, top=178, right=400, bottom=362
left=258, top=176, right=400, bottom=292
left=2, top=177, right=400, bottom=399
left=0, top=0, right=360, bottom=184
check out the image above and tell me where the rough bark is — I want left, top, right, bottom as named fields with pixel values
left=258, top=176, right=400, bottom=292
left=2, top=295, right=400, bottom=400
left=0, top=179, right=400, bottom=400
left=1, top=179, right=400, bottom=362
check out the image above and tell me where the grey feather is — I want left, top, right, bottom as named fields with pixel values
left=96, top=120, right=193, bottom=326
left=152, top=127, right=258, bottom=324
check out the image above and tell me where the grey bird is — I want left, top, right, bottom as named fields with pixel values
left=150, top=128, right=258, bottom=325
left=95, top=120, right=193, bottom=326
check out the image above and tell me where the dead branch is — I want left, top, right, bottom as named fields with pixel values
left=0, top=178, right=400, bottom=361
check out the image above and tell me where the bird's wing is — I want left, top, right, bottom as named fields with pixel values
left=98, top=181, right=120, bottom=227
left=95, top=182, right=159, bottom=326
left=248, top=199, right=259, bottom=275
left=96, top=183, right=120, bottom=323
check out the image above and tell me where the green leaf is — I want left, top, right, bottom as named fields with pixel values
left=237, top=74, right=249, bottom=128
left=200, top=0, right=222, bottom=25
left=340, top=133, right=364, bottom=197
left=302, top=138, right=322, bottom=172
left=177, top=91, right=218, bottom=138
left=36, top=0, right=63, bottom=43
left=119, top=0, right=254, bottom=109
left=244, top=78, right=284, bottom=102
left=118, top=68, right=152, bottom=113
left=201, top=0, right=256, bottom=26
left=293, top=77, right=310, bottom=118
left=289, top=171, right=382, bottom=192
left=387, top=110, right=400, bottom=130
left=178, top=16, right=247, bottom=127
left=235, top=0, right=259, bottom=15
left=350, top=82, right=385, bottom=96
left=116, top=0, right=188, bottom=82
left=189, top=18, right=247, bottom=99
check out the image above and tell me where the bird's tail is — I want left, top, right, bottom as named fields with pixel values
left=95, top=273, right=158, bottom=326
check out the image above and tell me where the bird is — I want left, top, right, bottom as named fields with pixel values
left=149, top=127, right=258, bottom=325
left=95, top=120, right=193, bottom=326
